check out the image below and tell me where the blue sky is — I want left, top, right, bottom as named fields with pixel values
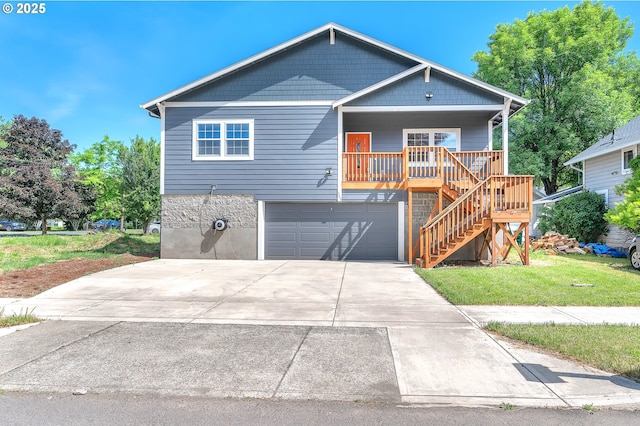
left=1, top=1, right=639, bottom=152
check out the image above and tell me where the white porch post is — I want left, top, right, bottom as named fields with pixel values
left=337, top=105, right=343, bottom=201
left=502, top=98, right=512, bottom=175
left=257, top=200, right=265, bottom=260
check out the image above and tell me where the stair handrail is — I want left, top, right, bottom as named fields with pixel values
left=439, top=148, right=480, bottom=189
left=419, top=177, right=492, bottom=265
left=422, top=177, right=489, bottom=229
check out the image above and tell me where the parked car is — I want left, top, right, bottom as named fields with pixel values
left=147, top=221, right=161, bottom=234
left=92, top=219, right=123, bottom=231
left=629, top=235, right=640, bottom=271
left=0, top=219, right=27, bottom=231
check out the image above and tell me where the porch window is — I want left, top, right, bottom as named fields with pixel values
left=192, top=119, right=254, bottom=161
left=403, top=128, right=460, bottom=151
left=403, top=128, right=460, bottom=163
left=622, top=147, right=636, bottom=174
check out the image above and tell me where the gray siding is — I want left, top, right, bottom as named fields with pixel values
left=349, top=70, right=503, bottom=106
left=174, top=33, right=417, bottom=102
left=265, top=202, right=398, bottom=260
left=164, top=106, right=339, bottom=201
left=584, top=147, right=638, bottom=248
left=341, top=190, right=407, bottom=202
left=344, top=111, right=491, bottom=152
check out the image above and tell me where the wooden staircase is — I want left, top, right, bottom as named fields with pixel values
left=416, top=175, right=533, bottom=268
left=340, top=146, right=532, bottom=267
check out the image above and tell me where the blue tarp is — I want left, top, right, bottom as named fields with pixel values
left=580, top=243, right=628, bottom=258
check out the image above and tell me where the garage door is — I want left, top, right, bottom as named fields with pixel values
left=266, top=203, right=398, bottom=260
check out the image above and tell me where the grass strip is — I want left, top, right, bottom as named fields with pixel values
left=0, top=232, right=159, bottom=273
left=485, top=322, right=640, bottom=382
left=417, top=252, right=640, bottom=306
left=0, top=307, right=40, bottom=328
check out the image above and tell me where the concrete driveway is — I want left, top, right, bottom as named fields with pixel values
left=2, top=259, right=640, bottom=408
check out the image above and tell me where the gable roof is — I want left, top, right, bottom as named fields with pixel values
left=565, top=115, right=640, bottom=166
left=141, top=22, right=528, bottom=118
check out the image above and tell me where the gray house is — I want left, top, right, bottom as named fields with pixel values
left=565, top=114, right=640, bottom=249
left=142, top=23, right=532, bottom=266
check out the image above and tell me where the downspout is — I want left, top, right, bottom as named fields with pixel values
left=502, top=98, right=512, bottom=175
left=156, top=103, right=166, bottom=195
left=569, top=162, right=583, bottom=185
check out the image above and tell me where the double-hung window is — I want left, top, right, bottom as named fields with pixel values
left=192, top=119, right=254, bottom=161
left=622, top=146, right=637, bottom=174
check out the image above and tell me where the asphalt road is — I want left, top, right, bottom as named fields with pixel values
left=1, top=392, right=638, bottom=426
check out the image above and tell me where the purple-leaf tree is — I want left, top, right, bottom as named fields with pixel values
left=0, top=115, right=94, bottom=234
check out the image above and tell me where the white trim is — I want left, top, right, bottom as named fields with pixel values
left=595, top=189, right=609, bottom=208
left=330, top=27, right=335, bottom=45
left=157, top=103, right=166, bottom=195
left=402, top=128, right=461, bottom=152
left=257, top=200, right=265, bottom=260
left=340, top=105, right=504, bottom=113
left=622, top=146, right=637, bottom=175
left=141, top=22, right=529, bottom=113
left=424, top=67, right=431, bottom=83
left=332, top=64, right=427, bottom=108
left=487, top=119, right=493, bottom=151
left=192, top=119, right=255, bottom=161
left=164, top=101, right=334, bottom=108
left=337, top=106, right=344, bottom=201
left=397, top=201, right=405, bottom=262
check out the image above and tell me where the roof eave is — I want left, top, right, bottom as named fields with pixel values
left=564, top=137, right=640, bottom=166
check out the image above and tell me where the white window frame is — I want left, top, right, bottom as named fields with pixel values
left=192, top=119, right=254, bottom=161
left=622, top=146, right=637, bottom=174
left=402, top=128, right=461, bottom=152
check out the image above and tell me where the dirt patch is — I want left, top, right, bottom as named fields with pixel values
left=0, top=254, right=155, bottom=298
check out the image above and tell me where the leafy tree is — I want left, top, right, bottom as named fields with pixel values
left=0, top=115, right=87, bottom=234
left=473, top=1, right=639, bottom=194
left=539, top=191, right=608, bottom=243
left=605, top=157, right=640, bottom=233
left=120, top=136, right=160, bottom=234
left=58, top=179, right=97, bottom=231
left=70, top=136, right=125, bottom=222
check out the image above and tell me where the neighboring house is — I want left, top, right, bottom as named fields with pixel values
left=531, top=185, right=582, bottom=239
left=565, top=114, right=640, bottom=250
left=142, top=23, right=532, bottom=266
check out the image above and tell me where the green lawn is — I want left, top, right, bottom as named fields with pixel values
left=486, top=322, right=640, bottom=382
left=416, top=252, right=640, bottom=306
left=0, top=232, right=160, bottom=273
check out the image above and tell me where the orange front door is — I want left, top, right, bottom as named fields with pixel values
left=346, top=133, right=371, bottom=181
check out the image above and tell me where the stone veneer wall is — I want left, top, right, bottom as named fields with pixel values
left=161, top=194, right=257, bottom=259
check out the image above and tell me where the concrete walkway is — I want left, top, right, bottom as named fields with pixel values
left=1, top=259, right=639, bottom=408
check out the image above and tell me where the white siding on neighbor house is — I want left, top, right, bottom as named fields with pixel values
left=584, top=146, right=638, bottom=249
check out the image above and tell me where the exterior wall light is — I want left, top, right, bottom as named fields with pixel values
left=325, top=167, right=333, bottom=176
left=425, top=92, right=433, bottom=101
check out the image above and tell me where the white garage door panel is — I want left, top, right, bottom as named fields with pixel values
left=266, top=203, right=398, bottom=260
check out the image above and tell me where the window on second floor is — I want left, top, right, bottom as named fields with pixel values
left=622, top=146, right=637, bottom=174
left=403, top=128, right=461, bottom=152
left=192, top=119, right=254, bottom=161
